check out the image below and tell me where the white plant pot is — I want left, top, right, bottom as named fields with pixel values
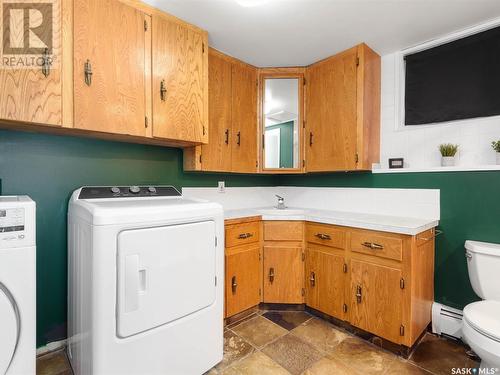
left=441, top=156, right=456, bottom=167
left=497, top=152, right=500, bottom=165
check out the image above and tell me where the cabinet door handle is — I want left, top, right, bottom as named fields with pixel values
left=225, top=129, right=229, bottom=144
left=309, top=271, right=316, bottom=287
left=362, top=242, right=384, bottom=250
left=315, top=233, right=331, bottom=240
left=231, top=276, right=237, bottom=293
left=238, top=232, right=253, bottom=239
left=309, top=132, right=313, bottom=146
left=41, top=48, right=51, bottom=77
left=84, top=59, right=93, bottom=86
left=160, top=79, right=167, bottom=101
left=356, top=285, right=362, bottom=303
left=236, top=131, right=241, bottom=146
left=268, top=267, right=275, bottom=283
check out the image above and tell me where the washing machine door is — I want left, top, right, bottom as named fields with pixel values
left=0, top=284, right=20, bottom=374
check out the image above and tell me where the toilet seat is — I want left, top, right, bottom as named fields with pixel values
left=463, top=300, right=500, bottom=342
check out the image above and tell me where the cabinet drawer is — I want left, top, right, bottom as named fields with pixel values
left=305, top=223, right=345, bottom=249
left=350, top=230, right=403, bottom=261
left=264, top=221, right=303, bottom=241
left=225, top=222, right=260, bottom=248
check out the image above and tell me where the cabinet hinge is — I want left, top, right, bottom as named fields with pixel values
left=215, top=237, right=218, bottom=247
left=203, top=125, right=206, bottom=136
left=256, top=160, right=259, bottom=168
left=259, top=288, right=262, bottom=296
left=302, top=252, right=305, bottom=261
left=301, top=288, right=305, bottom=297
left=303, top=78, right=306, bottom=85
left=262, top=134, right=265, bottom=149
left=303, top=120, right=306, bottom=129
left=144, top=116, right=148, bottom=128
left=400, top=278, right=405, bottom=289
left=355, top=153, right=359, bottom=164
left=302, top=159, right=305, bottom=168
left=343, top=303, right=348, bottom=313
left=199, top=154, right=202, bottom=164
left=356, top=57, right=360, bottom=67
left=400, top=325, right=405, bottom=336
left=202, top=42, right=205, bottom=53
left=144, top=19, right=148, bottom=31
left=343, top=263, right=348, bottom=273
left=259, top=253, right=261, bottom=261
left=215, top=276, right=217, bottom=286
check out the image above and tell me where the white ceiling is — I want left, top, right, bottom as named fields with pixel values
left=145, top=0, right=500, bottom=67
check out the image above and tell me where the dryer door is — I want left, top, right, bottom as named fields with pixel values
left=0, top=284, right=19, bottom=374
left=116, top=220, right=217, bottom=338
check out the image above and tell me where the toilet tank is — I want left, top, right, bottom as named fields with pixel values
left=465, top=240, right=500, bottom=300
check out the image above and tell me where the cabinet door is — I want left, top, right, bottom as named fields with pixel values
left=305, top=248, right=346, bottom=319
left=350, top=260, right=403, bottom=343
left=0, top=1, right=62, bottom=125
left=231, top=62, right=258, bottom=173
left=225, top=247, right=260, bottom=318
left=201, top=50, right=232, bottom=171
left=263, top=246, right=304, bottom=303
left=152, top=15, right=207, bottom=143
left=306, top=47, right=357, bottom=172
left=74, top=0, right=148, bottom=136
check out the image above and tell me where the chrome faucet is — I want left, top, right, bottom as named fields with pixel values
left=275, top=195, right=286, bottom=210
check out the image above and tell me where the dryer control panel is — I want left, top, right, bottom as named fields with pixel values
left=0, top=196, right=35, bottom=249
left=78, top=186, right=182, bottom=199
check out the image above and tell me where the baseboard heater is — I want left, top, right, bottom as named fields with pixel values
left=432, top=302, right=463, bottom=340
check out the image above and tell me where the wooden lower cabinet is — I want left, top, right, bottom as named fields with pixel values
left=225, top=246, right=261, bottom=318
left=305, top=247, right=346, bottom=319
left=349, top=260, right=403, bottom=344
left=263, top=246, right=304, bottom=303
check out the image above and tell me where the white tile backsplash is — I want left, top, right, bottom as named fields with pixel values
left=182, top=186, right=440, bottom=220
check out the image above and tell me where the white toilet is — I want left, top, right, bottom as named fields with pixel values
left=463, top=240, right=500, bottom=372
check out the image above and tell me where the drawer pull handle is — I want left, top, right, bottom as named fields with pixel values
left=356, top=285, right=362, bottom=303
left=315, top=233, right=331, bottom=240
left=309, top=271, right=316, bottom=287
left=231, top=276, right=237, bottom=293
left=238, top=232, right=253, bottom=239
left=268, top=267, right=275, bottom=283
left=84, top=59, right=93, bottom=86
left=160, top=79, right=167, bottom=101
left=41, top=48, right=51, bottom=77
left=362, top=242, right=384, bottom=250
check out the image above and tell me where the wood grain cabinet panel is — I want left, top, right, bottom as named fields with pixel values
left=152, top=15, right=207, bottom=143
left=349, top=260, right=403, bottom=344
left=73, top=0, right=149, bottom=136
left=264, top=221, right=304, bottom=242
left=0, top=0, right=62, bottom=126
left=306, top=248, right=346, bottom=320
left=231, top=62, right=258, bottom=173
left=263, top=246, right=304, bottom=303
left=200, top=49, right=232, bottom=171
left=225, top=246, right=261, bottom=318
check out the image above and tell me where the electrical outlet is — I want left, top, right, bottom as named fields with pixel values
left=218, top=181, right=225, bottom=193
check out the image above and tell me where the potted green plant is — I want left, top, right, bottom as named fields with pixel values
left=439, top=143, right=459, bottom=167
left=492, top=140, right=500, bottom=165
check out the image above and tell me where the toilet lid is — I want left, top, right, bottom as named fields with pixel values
left=463, top=300, right=500, bottom=342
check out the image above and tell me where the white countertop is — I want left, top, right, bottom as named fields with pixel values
left=225, top=207, right=439, bottom=235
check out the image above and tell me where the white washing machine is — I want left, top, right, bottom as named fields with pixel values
left=68, top=186, right=224, bottom=375
left=0, top=196, right=36, bottom=375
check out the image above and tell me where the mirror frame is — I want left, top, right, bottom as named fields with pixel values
left=258, top=68, right=305, bottom=173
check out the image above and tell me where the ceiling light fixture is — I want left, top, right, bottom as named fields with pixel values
left=235, top=0, right=269, bottom=7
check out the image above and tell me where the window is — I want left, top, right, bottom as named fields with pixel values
left=404, top=25, right=500, bottom=125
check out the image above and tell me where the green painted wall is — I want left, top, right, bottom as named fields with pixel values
left=0, top=130, right=277, bottom=347
left=278, top=171, right=500, bottom=311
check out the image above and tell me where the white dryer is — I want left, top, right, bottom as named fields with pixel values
left=68, top=186, right=224, bottom=375
left=0, top=196, right=36, bottom=375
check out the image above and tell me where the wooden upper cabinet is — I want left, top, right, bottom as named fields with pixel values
left=152, top=15, right=208, bottom=144
left=231, top=62, right=258, bottom=173
left=0, top=0, right=63, bottom=126
left=200, top=49, right=232, bottom=171
left=73, top=0, right=149, bottom=136
left=306, top=44, right=380, bottom=172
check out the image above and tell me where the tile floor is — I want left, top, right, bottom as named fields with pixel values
left=37, top=310, right=479, bottom=375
